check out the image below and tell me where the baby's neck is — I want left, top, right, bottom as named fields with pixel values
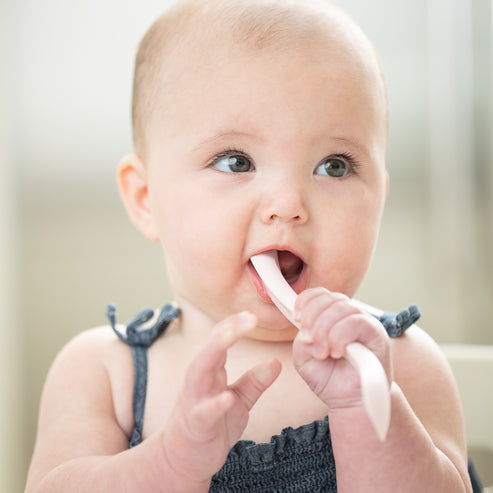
left=173, top=295, right=294, bottom=358
left=172, top=295, right=217, bottom=344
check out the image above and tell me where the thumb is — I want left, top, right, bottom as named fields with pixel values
left=231, top=358, right=282, bottom=411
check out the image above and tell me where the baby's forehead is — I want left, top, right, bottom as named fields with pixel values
left=134, top=0, right=386, bottom=153
left=157, top=1, right=383, bottom=102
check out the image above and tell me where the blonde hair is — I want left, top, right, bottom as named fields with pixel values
left=131, top=0, right=386, bottom=155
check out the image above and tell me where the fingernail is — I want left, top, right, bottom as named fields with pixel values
left=330, top=348, right=343, bottom=359
left=299, top=327, right=313, bottom=343
left=313, top=345, right=328, bottom=360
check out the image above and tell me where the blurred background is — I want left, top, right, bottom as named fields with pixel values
left=1, top=0, right=492, bottom=491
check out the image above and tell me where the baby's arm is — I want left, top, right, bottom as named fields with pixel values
left=26, top=312, right=280, bottom=493
left=293, top=288, right=471, bottom=493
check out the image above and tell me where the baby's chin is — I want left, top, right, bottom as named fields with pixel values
left=247, top=317, right=299, bottom=342
left=246, top=328, right=298, bottom=343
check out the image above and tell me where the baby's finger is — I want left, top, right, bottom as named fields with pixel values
left=320, top=314, right=392, bottom=385
left=295, top=287, right=330, bottom=316
left=307, top=300, right=362, bottom=358
left=328, top=313, right=389, bottom=362
left=230, top=358, right=282, bottom=411
left=185, top=311, right=257, bottom=398
left=295, top=288, right=348, bottom=340
left=188, top=391, right=236, bottom=439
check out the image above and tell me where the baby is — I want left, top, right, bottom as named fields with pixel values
left=26, top=0, right=473, bottom=491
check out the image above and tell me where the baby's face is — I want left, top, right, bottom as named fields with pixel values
left=143, top=37, right=388, bottom=340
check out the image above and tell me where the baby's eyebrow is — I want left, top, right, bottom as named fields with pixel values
left=192, top=130, right=264, bottom=151
left=191, top=130, right=374, bottom=162
left=324, top=136, right=370, bottom=156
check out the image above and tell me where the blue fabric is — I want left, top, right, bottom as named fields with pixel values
left=468, top=455, right=483, bottom=493
left=107, top=302, right=181, bottom=447
left=213, top=417, right=336, bottom=492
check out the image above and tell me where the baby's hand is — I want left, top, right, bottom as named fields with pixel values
left=292, top=288, right=392, bottom=412
left=163, top=311, right=281, bottom=487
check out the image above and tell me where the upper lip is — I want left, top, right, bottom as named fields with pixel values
left=249, top=244, right=306, bottom=264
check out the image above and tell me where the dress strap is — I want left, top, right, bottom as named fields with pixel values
left=377, top=304, right=421, bottom=337
left=106, top=302, right=181, bottom=447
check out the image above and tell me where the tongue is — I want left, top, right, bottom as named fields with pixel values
left=278, top=251, right=303, bottom=280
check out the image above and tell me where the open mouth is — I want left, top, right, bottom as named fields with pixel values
left=249, top=249, right=307, bottom=302
left=277, top=250, right=304, bottom=285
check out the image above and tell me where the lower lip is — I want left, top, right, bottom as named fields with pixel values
left=248, top=260, right=308, bottom=303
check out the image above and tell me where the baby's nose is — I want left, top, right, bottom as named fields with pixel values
left=258, top=181, right=308, bottom=225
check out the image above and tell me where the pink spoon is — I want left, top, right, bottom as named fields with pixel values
left=250, top=250, right=390, bottom=441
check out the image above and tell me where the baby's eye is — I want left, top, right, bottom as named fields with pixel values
left=211, top=153, right=254, bottom=173
left=314, top=155, right=353, bottom=178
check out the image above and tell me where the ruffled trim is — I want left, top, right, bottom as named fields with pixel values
left=211, top=417, right=336, bottom=492
left=226, top=417, right=330, bottom=466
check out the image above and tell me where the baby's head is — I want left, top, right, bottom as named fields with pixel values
left=131, top=0, right=387, bottom=158
left=119, top=0, right=390, bottom=338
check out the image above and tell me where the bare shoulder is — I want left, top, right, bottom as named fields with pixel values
left=42, top=324, right=130, bottom=398
left=54, top=324, right=131, bottom=367
left=45, top=325, right=135, bottom=414
left=38, top=325, right=134, bottom=431
left=27, top=326, right=134, bottom=488
left=391, top=324, right=460, bottom=408
left=390, top=324, right=468, bottom=468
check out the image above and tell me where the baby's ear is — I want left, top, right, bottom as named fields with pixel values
left=117, top=154, right=159, bottom=242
